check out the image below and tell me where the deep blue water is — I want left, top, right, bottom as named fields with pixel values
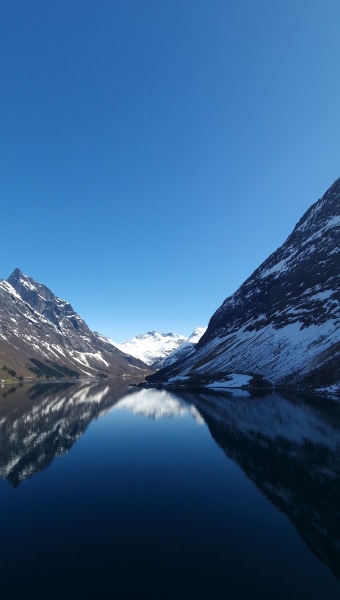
left=0, top=380, right=339, bottom=599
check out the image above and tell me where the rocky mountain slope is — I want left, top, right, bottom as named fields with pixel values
left=113, top=328, right=205, bottom=370
left=147, top=177, right=340, bottom=393
left=0, top=269, right=149, bottom=381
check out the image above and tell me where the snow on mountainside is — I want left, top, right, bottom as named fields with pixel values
left=187, top=327, right=207, bottom=344
left=163, top=327, right=207, bottom=367
left=0, top=269, right=149, bottom=380
left=113, top=331, right=187, bottom=369
left=113, top=327, right=206, bottom=370
left=147, top=177, right=340, bottom=393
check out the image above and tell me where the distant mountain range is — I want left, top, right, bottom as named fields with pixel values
left=113, top=327, right=206, bottom=370
left=147, top=177, right=340, bottom=394
left=0, top=269, right=150, bottom=381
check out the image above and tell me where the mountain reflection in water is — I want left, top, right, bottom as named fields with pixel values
left=0, top=379, right=132, bottom=486
left=0, top=382, right=201, bottom=487
left=176, top=389, right=340, bottom=581
left=0, top=380, right=339, bottom=588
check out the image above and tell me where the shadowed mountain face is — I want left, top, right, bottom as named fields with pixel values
left=148, top=178, right=340, bottom=392
left=176, top=389, right=340, bottom=580
left=0, top=269, right=150, bottom=380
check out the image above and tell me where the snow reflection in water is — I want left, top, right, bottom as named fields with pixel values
left=113, top=388, right=204, bottom=423
left=0, top=380, right=339, bottom=598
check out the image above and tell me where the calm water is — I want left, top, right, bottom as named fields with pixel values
left=0, top=380, right=339, bottom=599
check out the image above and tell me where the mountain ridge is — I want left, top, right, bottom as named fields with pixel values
left=147, top=177, right=340, bottom=394
left=112, top=327, right=206, bottom=370
left=0, top=269, right=150, bottom=381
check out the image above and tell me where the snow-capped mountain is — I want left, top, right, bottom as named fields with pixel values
left=147, top=177, right=340, bottom=393
left=163, top=327, right=207, bottom=367
left=0, top=269, right=149, bottom=380
left=113, top=328, right=206, bottom=370
left=113, top=331, right=187, bottom=369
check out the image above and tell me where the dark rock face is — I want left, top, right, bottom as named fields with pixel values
left=8, top=268, right=59, bottom=314
left=149, top=178, right=340, bottom=392
left=7, top=268, right=93, bottom=346
left=205, top=177, right=340, bottom=338
left=0, top=269, right=149, bottom=380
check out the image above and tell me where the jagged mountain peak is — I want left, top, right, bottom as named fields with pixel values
left=6, top=268, right=83, bottom=337
left=8, top=267, right=23, bottom=280
left=8, top=268, right=41, bottom=289
left=144, top=331, right=178, bottom=338
left=163, top=327, right=207, bottom=368
left=113, top=330, right=187, bottom=369
left=0, top=270, right=150, bottom=380
left=114, top=328, right=207, bottom=370
left=7, top=268, right=66, bottom=309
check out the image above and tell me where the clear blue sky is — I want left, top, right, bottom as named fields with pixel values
left=1, top=1, right=339, bottom=341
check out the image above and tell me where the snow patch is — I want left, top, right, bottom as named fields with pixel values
left=206, top=373, right=252, bottom=390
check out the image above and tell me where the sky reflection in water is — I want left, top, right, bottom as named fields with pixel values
left=0, top=380, right=339, bottom=599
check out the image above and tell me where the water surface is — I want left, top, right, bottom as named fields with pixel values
left=0, top=380, right=339, bottom=598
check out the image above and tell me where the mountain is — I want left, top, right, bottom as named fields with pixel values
left=113, top=327, right=206, bottom=370
left=163, top=327, right=207, bottom=367
left=113, top=331, right=187, bottom=369
left=0, top=269, right=150, bottom=381
left=147, top=177, right=340, bottom=394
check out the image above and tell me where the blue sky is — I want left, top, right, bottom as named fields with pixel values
left=1, top=1, right=339, bottom=341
